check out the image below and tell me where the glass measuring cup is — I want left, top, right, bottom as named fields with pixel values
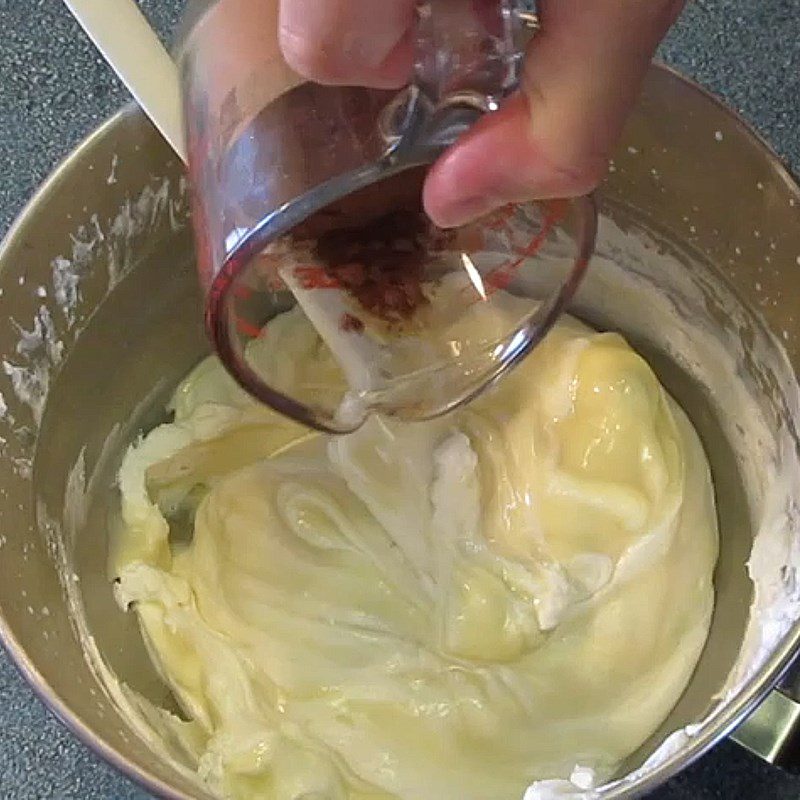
left=178, top=0, right=598, bottom=433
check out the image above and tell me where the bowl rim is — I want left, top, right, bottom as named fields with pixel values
left=0, top=62, right=799, bottom=800
left=0, top=105, right=196, bottom=800
left=597, top=61, right=800, bottom=798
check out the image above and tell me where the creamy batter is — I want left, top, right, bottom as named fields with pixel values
left=111, top=301, right=718, bottom=800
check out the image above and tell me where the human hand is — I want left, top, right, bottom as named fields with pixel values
left=277, top=0, right=685, bottom=227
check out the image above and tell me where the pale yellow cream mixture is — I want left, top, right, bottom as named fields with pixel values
left=112, top=300, right=718, bottom=800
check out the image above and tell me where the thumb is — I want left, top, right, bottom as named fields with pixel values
left=423, top=0, right=685, bottom=228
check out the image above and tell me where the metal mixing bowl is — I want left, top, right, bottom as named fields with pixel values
left=1, top=65, right=800, bottom=798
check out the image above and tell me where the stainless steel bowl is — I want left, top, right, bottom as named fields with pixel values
left=1, top=65, right=800, bottom=799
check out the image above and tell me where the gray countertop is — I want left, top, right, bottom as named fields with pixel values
left=1, top=1, right=800, bottom=798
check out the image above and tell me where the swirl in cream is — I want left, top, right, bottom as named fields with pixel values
left=112, top=303, right=718, bottom=800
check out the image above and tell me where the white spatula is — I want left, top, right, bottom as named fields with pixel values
left=62, top=0, right=186, bottom=162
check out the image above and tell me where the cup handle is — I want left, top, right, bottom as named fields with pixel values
left=413, top=0, right=534, bottom=112
left=731, top=661, right=800, bottom=767
left=389, top=0, right=538, bottom=157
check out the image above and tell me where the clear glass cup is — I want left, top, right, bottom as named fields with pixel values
left=176, top=0, right=598, bottom=432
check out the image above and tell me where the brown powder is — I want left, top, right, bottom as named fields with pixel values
left=313, top=209, right=435, bottom=323
left=340, top=312, right=365, bottom=333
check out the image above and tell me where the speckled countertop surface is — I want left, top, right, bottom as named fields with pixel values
left=1, top=1, right=800, bottom=798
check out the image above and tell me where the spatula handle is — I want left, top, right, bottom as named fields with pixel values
left=62, top=0, right=186, bottom=162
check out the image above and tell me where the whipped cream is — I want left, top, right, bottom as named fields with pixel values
left=110, top=298, right=718, bottom=800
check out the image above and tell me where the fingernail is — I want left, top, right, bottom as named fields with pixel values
left=433, top=195, right=495, bottom=229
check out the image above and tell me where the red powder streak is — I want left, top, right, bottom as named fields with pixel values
left=293, top=266, right=341, bottom=289
left=486, top=204, right=515, bottom=231
left=232, top=284, right=254, bottom=300
left=235, top=317, right=263, bottom=339
left=482, top=201, right=568, bottom=296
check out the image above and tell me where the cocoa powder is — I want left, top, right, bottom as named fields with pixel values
left=340, top=312, right=365, bottom=333
left=314, top=209, right=433, bottom=323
